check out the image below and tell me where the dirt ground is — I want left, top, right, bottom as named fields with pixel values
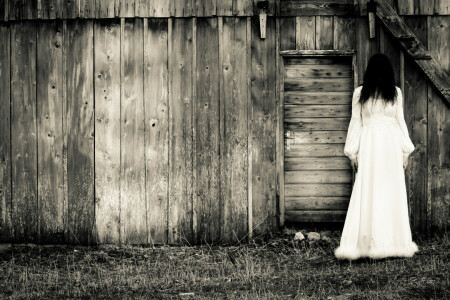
left=0, top=226, right=448, bottom=299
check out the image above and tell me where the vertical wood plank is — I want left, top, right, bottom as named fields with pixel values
left=79, top=0, right=95, bottom=18
left=333, top=16, right=355, bottom=50
left=0, top=0, right=7, bottom=21
left=418, top=0, right=434, bottom=15
left=428, top=16, right=449, bottom=233
left=380, top=24, right=401, bottom=85
left=246, top=16, right=252, bottom=240
left=41, top=0, right=63, bottom=19
left=149, top=0, right=170, bottom=17
left=315, top=16, right=333, bottom=50
left=145, top=18, right=169, bottom=245
left=195, top=18, right=220, bottom=244
left=220, top=17, right=249, bottom=244
left=403, top=16, right=428, bottom=235
left=398, top=0, right=414, bottom=15
left=9, top=0, right=37, bottom=20
left=174, top=0, right=194, bottom=17
left=118, top=0, right=135, bottom=17
left=168, top=18, right=194, bottom=244
left=434, top=0, right=450, bottom=15
left=94, top=19, right=121, bottom=244
left=0, top=23, right=11, bottom=242
left=65, top=20, right=94, bottom=245
left=217, top=0, right=232, bottom=16
left=37, top=20, right=64, bottom=243
left=63, top=0, right=80, bottom=19
left=95, top=0, right=119, bottom=18
left=280, top=17, right=296, bottom=51
left=295, top=16, right=315, bottom=50
left=355, top=17, right=378, bottom=85
left=135, top=0, right=149, bottom=17
left=11, top=21, right=37, bottom=243
left=234, top=0, right=253, bottom=16
left=195, top=0, right=216, bottom=16
left=121, top=18, right=147, bottom=244
left=250, top=16, right=277, bottom=237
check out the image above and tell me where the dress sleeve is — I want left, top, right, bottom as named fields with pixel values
left=344, top=87, right=363, bottom=161
left=395, top=87, right=415, bottom=159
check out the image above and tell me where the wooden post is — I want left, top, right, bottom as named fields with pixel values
left=257, top=1, right=269, bottom=39
left=368, top=0, right=377, bottom=39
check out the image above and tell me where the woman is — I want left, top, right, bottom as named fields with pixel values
left=334, top=53, right=419, bottom=260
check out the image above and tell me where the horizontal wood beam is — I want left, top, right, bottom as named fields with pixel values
left=280, top=50, right=355, bottom=57
left=279, top=0, right=355, bottom=16
left=375, top=0, right=450, bottom=105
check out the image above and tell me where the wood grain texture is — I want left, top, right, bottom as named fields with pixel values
left=65, top=20, right=94, bottom=245
left=168, top=18, right=194, bottom=244
left=428, top=16, right=450, bottom=232
left=0, top=23, right=11, bottom=242
left=285, top=170, right=352, bottom=183
left=333, top=16, right=355, bottom=49
left=285, top=64, right=352, bottom=77
left=117, top=0, right=135, bottom=17
left=250, top=16, right=277, bottom=236
left=285, top=210, right=346, bottom=222
left=120, top=18, right=147, bottom=244
left=280, top=17, right=296, bottom=51
left=285, top=183, right=352, bottom=197
left=41, top=0, right=64, bottom=19
left=37, top=20, right=65, bottom=244
left=95, top=0, right=119, bottom=18
left=284, top=143, right=346, bottom=156
left=403, top=16, right=428, bottom=235
left=285, top=157, right=350, bottom=170
left=315, top=16, right=334, bottom=49
left=283, top=91, right=352, bottom=104
left=94, top=19, right=121, bottom=244
left=355, top=17, right=378, bottom=85
left=195, top=18, right=220, bottom=244
left=220, top=17, right=249, bottom=243
left=280, top=0, right=354, bottom=16
left=285, top=197, right=349, bottom=210
left=195, top=0, right=216, bottom=16
left=149, top=0, right=170, bottom=17
left=284, top=104, right=351, bottom=118
left=145, top=18, right=169, bottom=245
left=296, top=16, right=315, bottom=50
left=11, top=21, right=38, bottom=243
left=284, top=77, right=353, bottom=92
left=284, top=117, right=350, bottom=130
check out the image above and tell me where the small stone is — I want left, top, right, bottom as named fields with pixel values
left=307, top=232, right=321, bottom=241
left=321, top=236, right=332, bottom=243
left=321, top=230, right=332, bottom=237
left=294, top=232, right=305, bottom=241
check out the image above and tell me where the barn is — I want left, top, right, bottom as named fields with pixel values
left=0, top=0, right=448, bottom=246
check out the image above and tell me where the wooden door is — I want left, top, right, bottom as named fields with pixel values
left=283, top=55, right=355, bottom=223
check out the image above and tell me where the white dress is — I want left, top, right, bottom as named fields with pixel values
left=334, top=85, right=419, bottom=260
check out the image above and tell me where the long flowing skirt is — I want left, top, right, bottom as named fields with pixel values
left=334, top=122, right=419, bottom=260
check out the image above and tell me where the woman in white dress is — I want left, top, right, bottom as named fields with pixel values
left=334, top=53, right=419, bottom=260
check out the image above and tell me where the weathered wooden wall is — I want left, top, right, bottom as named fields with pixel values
left=0, top=12, right=448, bottom=245
left=0, top=0, right=449, bottom=20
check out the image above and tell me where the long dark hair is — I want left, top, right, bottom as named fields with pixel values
left=359, top=53, right=397, bottom=105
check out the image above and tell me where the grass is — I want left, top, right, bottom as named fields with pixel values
left=0, top=227, right=448, bottom=299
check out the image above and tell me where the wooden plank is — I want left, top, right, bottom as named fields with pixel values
left=41, top=0, right=64, bottom=19
left=333, top=16, right=355, bottom=49
left=120, top=18, right=147, bottom=244
left=9, top=0, right=37, bottom=20
left=276, top=16, right=284, bottom=227
left=380, top=24, right=401, bottom=86
left=285, top=170, right=352, bottom=183
left=95, top=0, right=119, bottom=18
left=285, top=157, right=350, bottom=170
left=284, top=143, right=345, bottom=156
left=428, top=16, right=450, bottom=232
left=285, top=183, right=352, bottom=197
left=11, top=21, right=38, bottom=243
left=168, top=18, right=194, bottom=244
left=280, top=17, right=296, bottom=51
left=418, top=0, right=434, bottom=15
left=280, top=0, right=354, bottom=16
left=118, top=0, right=135, bottom=17
left=0, top=0, right=7, bottom=21
left=288, top=130, right=347, bottom=143
left=403, top=16, right=428, bottom=234
left=284, top=91, right=352, bottom=105
left=220, top=17, right=249, bottom=243
left=397, top=0, right=414, bottom=15
left=65, top=20, right=94, bottom=245
left=355, top=17, right=377, bottom=85
left=285, top=210, right=346, bottom=222
left=217, top=0, right=232, bottom=16
left=284, top=77, right=353, bottom=92
left=37, top=20, right=64, bottom=244
left=145, top=18, right=169, bottom=245
left=296, top=16, right=315, bottom=50
left=174, top=0, right=194, bottom=17
left=234, top=0, right=252, bottom=16
left=195, top=18, right=220, bottom=244
left=63, top=0, right=80, bottom=19
left=285, top=197, right=349, bottom=210
left=0, top=23, right=11, bottom=242
left=282, top=50, right=355, bottom=57
left=251, top=16, right=277, bottom=236
left=285, top=64, right=352, bottom=78
left=315, top=16, right=334, bottom=50
left=94, top=19, right=121, bottom=244
left=284, top=104, right=351, bottom=118
left=434, top=0, right=449, bottom=15
left=135, top=0, right=149, bottom=17
left=149, top=0, right=171, bottom=17
left=284, top=117, right=350, bottom=131
left=195, top=0, right=217, bottom=16
left=79, top=0, right=95, bottom=18
left=246, top=16, right=252, bottom=239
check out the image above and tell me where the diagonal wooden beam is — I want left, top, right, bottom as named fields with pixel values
left=375, top=0, right=450, bottom=106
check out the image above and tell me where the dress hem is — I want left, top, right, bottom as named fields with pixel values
left=334, top=242, right=419, bottom=260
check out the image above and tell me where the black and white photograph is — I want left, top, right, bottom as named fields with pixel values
left=0, top=0, right=449, bottom=299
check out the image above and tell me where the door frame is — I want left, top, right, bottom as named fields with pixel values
left=277, top=49, right=357, bottom=227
